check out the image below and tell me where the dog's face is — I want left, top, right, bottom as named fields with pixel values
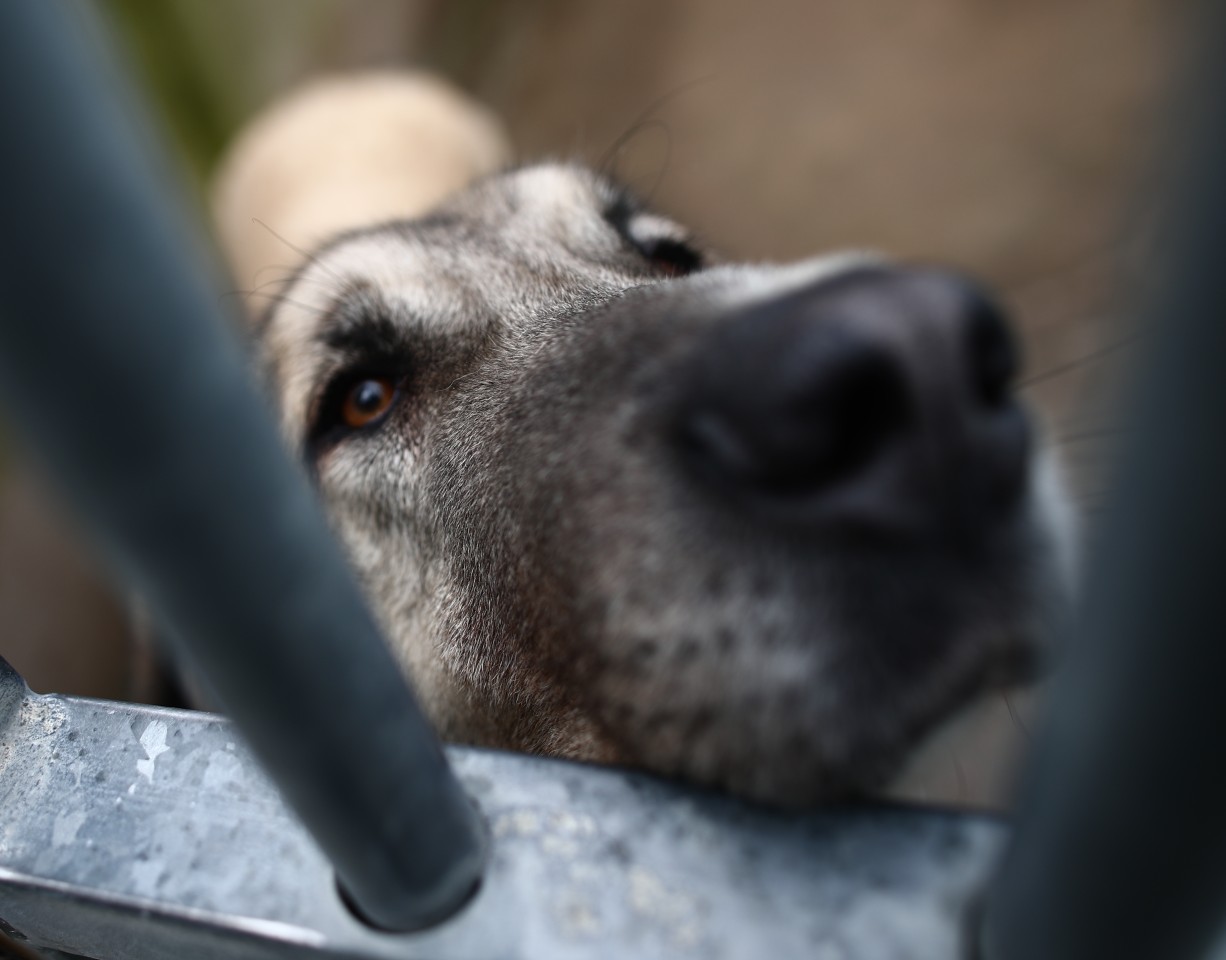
left=257, top=164, right=1073, bottom=805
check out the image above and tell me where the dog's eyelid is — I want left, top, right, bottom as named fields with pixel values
left=620, top=211, right=704, bottom=277
left=625, top=211, right=690, bottom=247
left=602, top=191, right=703, bottom=277
left=603, top=193, right=690, bottom=247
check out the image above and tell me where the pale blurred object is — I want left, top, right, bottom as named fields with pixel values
left=212, top=72, right=510, bottom=298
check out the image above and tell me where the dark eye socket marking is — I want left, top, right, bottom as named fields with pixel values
left=306, top=292, right=413, bottom=457
left=603, top=191, right=703, bottom=277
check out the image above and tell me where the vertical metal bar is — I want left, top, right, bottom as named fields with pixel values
left=982, top=9, right=1226, bottom=958
left=0, top=0, right=482, bottom=932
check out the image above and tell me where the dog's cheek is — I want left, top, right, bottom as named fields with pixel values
left=548, top=452, right=856, bottom=799
left=308, top=444, right=458, bottom=723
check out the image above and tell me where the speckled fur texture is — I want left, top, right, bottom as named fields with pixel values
left=255, top=163, right=1073, bottom=805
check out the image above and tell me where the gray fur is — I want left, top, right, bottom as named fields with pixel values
left=256, top=163, right=1072, bottom=805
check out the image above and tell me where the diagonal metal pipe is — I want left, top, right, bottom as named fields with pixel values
left=981, top=7, right=1226, bottom=958
left=0, top=0, right=483, bottom=933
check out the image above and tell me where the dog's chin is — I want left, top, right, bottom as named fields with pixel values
left=722, top=681, right=1043, bottom=810
left=588, top=613, right=1045, bottom=809
left=642, top=688, right=1037, bottom=810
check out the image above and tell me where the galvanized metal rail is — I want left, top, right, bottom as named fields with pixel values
left=0, top=656, right=1002, bottom=960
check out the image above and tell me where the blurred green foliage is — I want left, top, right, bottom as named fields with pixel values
left=105, top=0, right=232, bottom=181
left=100, top=0, right=344, bottom=185
left=104, top=0, right=240, bottom=183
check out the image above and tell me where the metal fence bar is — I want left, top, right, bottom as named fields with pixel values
left=981, top=9, right=1226, bottom=959
left=0, top=0, right=482, bottom=932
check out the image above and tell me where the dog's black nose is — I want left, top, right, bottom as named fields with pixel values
left=674, top=265, right=1029, bottom=535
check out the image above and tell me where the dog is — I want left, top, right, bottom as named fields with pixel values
left=218, top=75, right=1075, bottom=806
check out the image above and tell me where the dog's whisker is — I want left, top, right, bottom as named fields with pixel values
left=243, top=290, right=328, bottom=316
left=605, top=117, right=674, bottom=204
left=996, top=232, right=1138, bottom=298
left=597, top=74, right=717, bottom=182
left=251, top=261, right=308, bottom=288
left=218, top=280, right=300, bottom=313
left=245, top=271, right=336, bottom=296
left=238, top=273, right=337, bottom=308
left=1018, top=331, right=1142, bottom=390
left=251, top=218, right=345, bottom=284
left=1002, top=692, right=1030, bottom=738
left=218, top=289, right=266, bottom=314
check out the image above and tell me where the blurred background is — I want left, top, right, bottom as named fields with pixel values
left=0, top=0, right=1196, bottom=802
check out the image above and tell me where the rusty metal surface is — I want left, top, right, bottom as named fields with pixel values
left=0, top=657, right=1003, bottom=959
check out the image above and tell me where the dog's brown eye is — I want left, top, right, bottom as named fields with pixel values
left=341, top=377, right=397, bottom=429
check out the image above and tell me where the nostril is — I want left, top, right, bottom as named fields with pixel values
left=677, top=337, right=911, bottom=498
left=804, top=345, right=910, bottom=490
left=964, top=294, right=1019, bottom=408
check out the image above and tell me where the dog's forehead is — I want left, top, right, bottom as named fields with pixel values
left=466, top=163, right=620, bottom=237
left=261, top=164, right=648, bottom=433
left=294, top=165, right=624, bottom=310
